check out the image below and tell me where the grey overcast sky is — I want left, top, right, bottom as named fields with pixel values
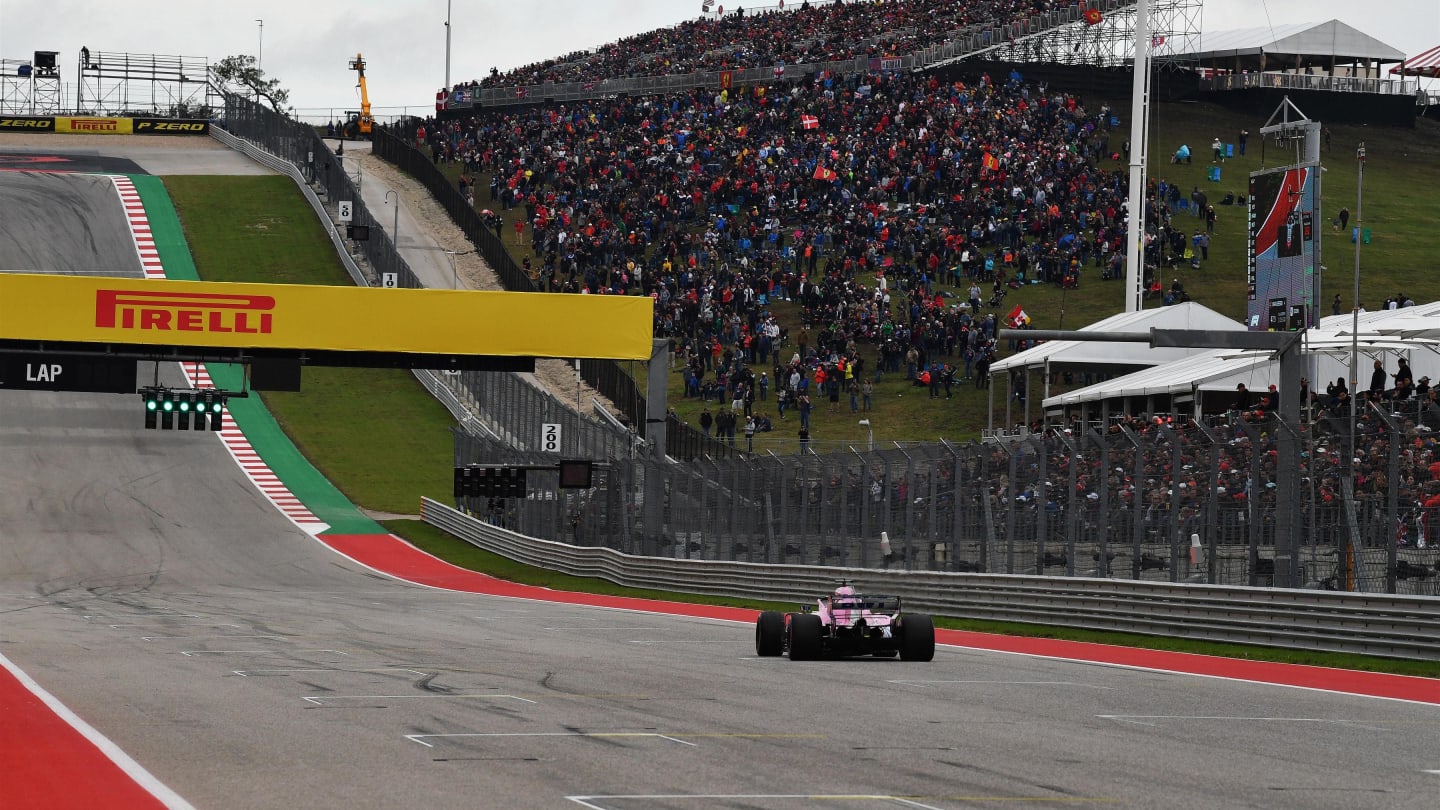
left=1, top=1, right=1436, bottom=115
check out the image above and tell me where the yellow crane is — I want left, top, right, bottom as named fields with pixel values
left=344, top=53, right=373, bottom=139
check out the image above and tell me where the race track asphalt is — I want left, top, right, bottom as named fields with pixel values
left=0, top=143, right=1435, bottom=810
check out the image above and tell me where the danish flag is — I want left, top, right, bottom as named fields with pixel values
left=801, top=114, right=819, bottom=130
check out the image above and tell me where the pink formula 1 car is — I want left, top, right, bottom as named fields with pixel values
left=754, top=582, right=935, bottom=661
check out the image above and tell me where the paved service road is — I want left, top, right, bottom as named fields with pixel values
left=1, top=147, right=1436, bottom=810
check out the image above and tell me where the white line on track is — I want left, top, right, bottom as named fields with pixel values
left=109, top=623, right=242, bottom=629
left=232, top=668, right=432, bottom=677
left=564, top=795, right=945, bottom=809
left=143, top=635, right=289, bottom=641
left=304, top=694, right=537, bottom=706
left=1098, top=714, right=1391, bottom=729
left=890, top=679, right=1115, bottom=690
left=405, top=732, right=697, bottom=749
left=86, top=614, right=202, bottom=619
left=626, top=640, right=733, bottom=644
left=179, top=649, right=350, bottom=657
left=543, top=626, right=663, bottom=631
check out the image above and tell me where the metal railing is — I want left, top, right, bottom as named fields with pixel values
left=1200, top=72, right=1421, bottom=96
left=422, top=497, right=1440, bottom=661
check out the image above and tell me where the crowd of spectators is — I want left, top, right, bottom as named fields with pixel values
left=472, top=0, right=1065, bottom=89
left=413, top=63, right=1143, bottom=443
left=985, top=366, right=1440, bottom=584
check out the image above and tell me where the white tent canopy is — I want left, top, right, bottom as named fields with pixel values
left=991, top=301, right=1245, bottom=375
left=1178, top=20, right=1405, bottom=66
left=1043, top=303, right=1440, bottom=411
left=1043, top=348, right=1276, bottom=407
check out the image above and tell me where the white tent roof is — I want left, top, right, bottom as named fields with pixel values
left=1043, top=302, right=1440, bottom=409
left=991, top=301, right=1245, bottom=374
left=1327, top=301, right=1440, bottom=341
left=1182, top=21, right=1405, bottom=64
left=1043, top=348, right=1277, bottom=406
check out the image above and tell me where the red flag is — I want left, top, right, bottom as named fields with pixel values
left=1006, top=305, right=1030, bottom=328
left=801, top=114, right=819, bottom=130
left=813, top=165, right=837, bottom=181
left=1083, top=6, right=1103, bottom=26
left=982, top=152, right=1000, bottom=171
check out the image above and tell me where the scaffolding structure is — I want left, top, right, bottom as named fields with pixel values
left=973, top=0, right=1203, bottom=68
left=76, top=50, right=217, bottom=117
left=0, top=54, right=63, bottom=115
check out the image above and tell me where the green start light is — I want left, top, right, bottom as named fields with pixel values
left=162, top=400, right=175, bottom=412
left=212, top=401, right=224, bottom=414
left=146, top=400, right=158, bottom=411
left=179, top=399, right=191, bottom=412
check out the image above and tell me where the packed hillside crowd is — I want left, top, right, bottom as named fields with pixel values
left=412, top=65, right=1140, bottom=435
left=473, top=0, right=1064, bottom=89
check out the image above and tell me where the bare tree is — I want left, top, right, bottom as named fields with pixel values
left=211, top=55, right=290, bottom=112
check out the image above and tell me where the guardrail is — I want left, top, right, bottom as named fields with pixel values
left=422, top=497, right=1440, bottom=661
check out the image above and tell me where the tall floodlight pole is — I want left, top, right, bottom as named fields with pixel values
left=1123, top=0, right=1153, bottom=313
left=1345, top=142, right=1365, bottom=590
left=256, top=20, right=264, bottom=70
left=444, top=1, right=453, bottom=91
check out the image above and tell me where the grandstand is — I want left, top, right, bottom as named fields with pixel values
left=441, top=0, right=1190, bottom=110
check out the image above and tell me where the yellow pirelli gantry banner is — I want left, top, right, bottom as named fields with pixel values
left=0, top=274, right=654, bottom=360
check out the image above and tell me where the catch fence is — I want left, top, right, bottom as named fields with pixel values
left=454, top=406, right=1440, bottom=596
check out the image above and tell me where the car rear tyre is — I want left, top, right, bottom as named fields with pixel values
left=788, top=613, right=823, bottom=660
left=755, top=611, right=786, bottom=656
left=899, top=614, right=935, bottom=661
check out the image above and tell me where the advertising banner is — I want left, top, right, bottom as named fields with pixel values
left=131, top=118, right=209, bottom=135
left=1247, top=165, right=1320, bottom=331
left=0, top=116, right=55, bottom=132
left=55, top=117, right=133, bottom=135
left=0, top=274, right=654, bottom=360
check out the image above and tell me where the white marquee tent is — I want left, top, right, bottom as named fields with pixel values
left=1041, top=302, right=1440, bottom=416
left=988, top=302, right=1246, bottom=428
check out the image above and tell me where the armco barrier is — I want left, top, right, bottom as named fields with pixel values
left=422, top=497, right=1440, bottom=661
